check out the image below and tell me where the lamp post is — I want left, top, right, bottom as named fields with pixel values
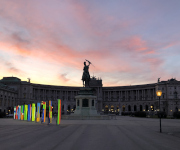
left=156, top=90, right=162, bottom=133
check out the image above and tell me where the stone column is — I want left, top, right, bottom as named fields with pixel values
left=64, top=101, right=67, bottom=115
left=120, top=91, right=122, bottom=101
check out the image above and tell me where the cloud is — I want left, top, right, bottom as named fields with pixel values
left=58, top=73, right=70, bottom=83
left=0, top=56, right=25, bottom=76
left=0, top=0, right=180, bottom=86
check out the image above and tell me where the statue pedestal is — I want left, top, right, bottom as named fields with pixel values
left=74, top=94, right=98, bottom=116
left=62, top=87, right=109, bottom=120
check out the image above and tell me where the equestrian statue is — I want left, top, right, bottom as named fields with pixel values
left=82, top=59, right=93, bottom=87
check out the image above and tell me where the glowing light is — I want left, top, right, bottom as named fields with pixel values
left=21, top=105, right=24, bottom=120
left=36, top=103, right=40, bottom=122
left=16, top=106, right=18, bottom=119
left=42, top=102, right=46, bottom=123
left=18, top=105, right=21, bottom=120
left=156, top=90, right=162, bottom=97
left=57, top=99, right=61, bottom=125
left=32, top=103, right=35, bottom=121
left=49, top=100, right=52, bottom=124
left=28, top=104, right=31, bottom=121
left=24, top=104, right=28, bottom=121
left=14, top=106, right=16, bottom=119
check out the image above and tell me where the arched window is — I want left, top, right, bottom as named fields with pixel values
left=68, top=105, right=71, bottom=111
left=140, top=105, right=142, bottom=111
left=105, top=105, right=108, bottom=112
left=128, top=105, right=131, bottom=111
left=175, top=107, right=178, bottom=112
left=134, top=105, right=137, bottom=111
left=111, top=105, right=114, bottom=112
left=145, top=105, right=148, bottom=111
left=122, top=105, right=125, bottom=112
left=174, top=92, right=178, bottom=99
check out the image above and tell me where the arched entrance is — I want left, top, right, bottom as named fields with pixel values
left=140, top=105, right=142, bottom=111
left=128, top=105, right=131, bottom=111
left=111, top=105, right=114, bottom=113
left=122, top=105, right=125, bottom=112
left=117, top=106, right=119, bottom=112
left=104, top=105, right=108, bottom=114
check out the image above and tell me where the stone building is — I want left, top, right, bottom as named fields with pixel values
left=0, top=78, right=18, bottom=114
left=0, top=76, right=179, bottom=116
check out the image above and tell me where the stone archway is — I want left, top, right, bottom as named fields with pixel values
left=122, top=105, right=125, bottom=112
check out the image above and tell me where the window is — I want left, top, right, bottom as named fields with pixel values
left=82, top=99, right=88, bottom=107
left=128, top=105, right=131, bottom=111
left=92, top=100, right=94, bottom=106
left=122, top=105, right=125, bottom=112
left=174, top=92, right=178, bottom=99
left=140, top=105, right=142, bottom=111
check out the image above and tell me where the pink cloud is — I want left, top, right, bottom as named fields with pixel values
left=58, top=73, right=70, bottom=83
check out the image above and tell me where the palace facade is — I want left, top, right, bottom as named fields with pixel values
left=0, top=76, right=180, bottom=116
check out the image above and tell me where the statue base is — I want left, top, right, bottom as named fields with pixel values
left=62, top=87, right=109, bottom=120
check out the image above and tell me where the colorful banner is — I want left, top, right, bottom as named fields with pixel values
left=18, top=105, right=21, bottom=120
left=28, top=104, right=31, bottom=121
left=16, top=106, right=18, bottom=119
left=57, top=99, right=61, bottom=125
left=24, top=104, right=28, bottom=121
left=49, top=100, right=52, bottom=123
left=14, top=106, right=16, bottom=119
left=36, top=103, right=40, bottom=122
left=42, top=102, right=46, bottom=123
left=32, top=103, right=35, bottom=121
left=21, top=105, right=24, bottom=120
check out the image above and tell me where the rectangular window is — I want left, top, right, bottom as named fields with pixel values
left=82, top=99, right=88, bottom=107
left=92, top=100, right=94, bottom=106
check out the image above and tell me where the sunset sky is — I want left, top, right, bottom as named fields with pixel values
left=0, top=0, right=180, bottom=87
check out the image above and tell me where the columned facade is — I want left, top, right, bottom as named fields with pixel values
left=0, top=77, right=180, bottom=116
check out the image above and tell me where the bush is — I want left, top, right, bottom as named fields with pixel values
left=134, top=111, right=146, bottom=117
left=157, top=111, right=167, bottom=118
left=0, top=112, right=6, bottom=118
left=173, top=112, right=180, bottom=118
left=121, top=112, right=132, bottom=116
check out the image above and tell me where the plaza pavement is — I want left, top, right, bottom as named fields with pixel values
left=0, top=116, right=180, bottom=150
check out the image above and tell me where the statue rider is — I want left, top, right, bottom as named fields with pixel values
left=82, top=61, right=91, bottom=87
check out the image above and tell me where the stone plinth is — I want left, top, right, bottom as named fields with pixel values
left=63, top=87, right=109, bottom=120
left=74, top=87, right=98, bottom=116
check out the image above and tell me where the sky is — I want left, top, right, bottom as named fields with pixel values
left=0, top=0, right=180, bottom=87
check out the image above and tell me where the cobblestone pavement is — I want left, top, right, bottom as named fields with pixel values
left=0, top=116, right=180, bottom=150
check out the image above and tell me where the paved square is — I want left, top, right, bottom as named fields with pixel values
left=0, top=116, right=180, bottom=150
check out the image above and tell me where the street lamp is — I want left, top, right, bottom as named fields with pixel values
left=156, top=90, right=162, bottom=133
